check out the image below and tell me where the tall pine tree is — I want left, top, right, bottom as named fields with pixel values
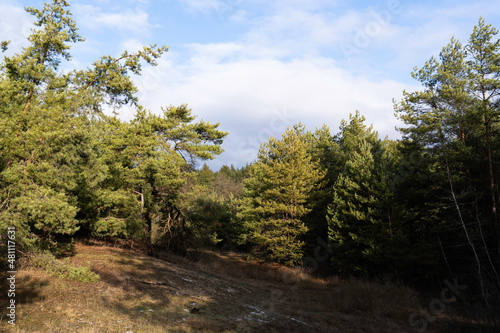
left=327, top=112, right=394, bottom=276
left=394, top=18, right=500, bottom=292
left=241, top=126, right=324, bottom=266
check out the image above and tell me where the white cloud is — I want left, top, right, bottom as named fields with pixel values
left=131, top=46, right=416, bottom=168
left=73, top=4, right=151, bottom=35
left=178, top=0, right=244, bottom=19
left=4, top=0, right=499, bottom=170
left=179, top=0, right=221, bottom=12
left=0, top=3, right=34, bottom=56
left=126, top=0, right=442, bottom=168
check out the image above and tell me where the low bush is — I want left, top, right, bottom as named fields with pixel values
left=30, top=252, right=99, bottom=283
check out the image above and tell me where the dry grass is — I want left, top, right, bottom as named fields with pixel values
left=1, top=241, right=492, bottom=332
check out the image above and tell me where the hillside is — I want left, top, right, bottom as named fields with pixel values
left=0, top=241, right=434, bottom=333
left=7, top=241, right=497, bottom=333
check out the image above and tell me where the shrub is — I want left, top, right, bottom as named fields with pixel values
left=30, top=252, right=100, bottom=283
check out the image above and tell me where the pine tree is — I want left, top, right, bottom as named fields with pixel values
left=91, top=104, right=227, bottom=253
left=241, top=126, right=324, bottom=266
left=0, top=0, right=95, bottom=247
left=197, top=163, right=216, bottom=187
left=394, top=18, right=500, bottom=291
left=467, top=18, right=500, bottom=254
left=327, top=112, right=393, bottom=276
left=302, top=125, right=340, bottom=253
left=0, top=1, right=226, bottom=254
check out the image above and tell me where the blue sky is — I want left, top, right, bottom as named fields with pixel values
left=2, top=0, right=500, bottom=169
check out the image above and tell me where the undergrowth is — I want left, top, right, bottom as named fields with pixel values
left=30, top=251, right=100, bottom=283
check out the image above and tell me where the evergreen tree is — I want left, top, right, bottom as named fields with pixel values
left=394, top=18, right=500, bottom=292
left=0, top=0, right=101, bottom=247
left=327, top=112, right=394, bottom=276
left=0, top=1, right=227, bottom=254
left=467, top=18, right=500, bottom=254
left=93, top=105, right=227, bottom=253
left=302, top=125, right=340, bottom=254
left=241, top=126, right=324, bottom=266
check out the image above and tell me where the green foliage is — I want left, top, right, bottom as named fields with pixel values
left=0, top=0, right=160, bottom=249
left=387, top=141, right=446, bottom=280
left=327, top=112, right=395, bottom=276
left=38, top=238, right=75, bottom=257
left=197, top=164, right=216, bottom=186
left=174, top=163, right=248, bottom=251
left=301, top=124, right=341, bottom=248
left=394, top=18, right=500, bottom=288
left=241, top=126, right=324, bottom=266
left=180, top=183, right=244, bottom=250
left=1, top=41, right=10, bottom=53
left=31, top=252, right=99, bottom=283
left=102, top=105, right=227, bottom=252
left=0, top=0, right=226, bottom=256
left=2, top=1, right=498, bottom=294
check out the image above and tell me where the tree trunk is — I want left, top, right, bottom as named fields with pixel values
left=485, top=115, right=499, bottom=254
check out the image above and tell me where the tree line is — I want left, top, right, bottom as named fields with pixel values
left=1, top=1, right=499, bottom=303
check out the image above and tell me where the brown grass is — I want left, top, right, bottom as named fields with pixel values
left=1, top=241, right=485, bottom=333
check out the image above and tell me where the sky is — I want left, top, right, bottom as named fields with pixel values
left=1, top=0, right=500, bottom=170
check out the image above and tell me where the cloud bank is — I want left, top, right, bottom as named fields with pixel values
left=3, top=0, right=500, bottom=169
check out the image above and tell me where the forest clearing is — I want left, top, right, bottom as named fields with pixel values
left=1, top=240, right=493, bottom=332
left=1, top=1, right=500, bottom=332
